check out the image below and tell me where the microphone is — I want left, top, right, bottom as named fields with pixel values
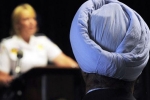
left=14, top=50, right=23, bottom=77
left=17, top=50, right=23, bottom=59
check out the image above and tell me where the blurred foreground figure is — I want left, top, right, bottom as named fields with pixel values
left=70, top=0, right=150, bottom=100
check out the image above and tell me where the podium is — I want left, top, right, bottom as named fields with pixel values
left=9, top=66, right=85, bottom=100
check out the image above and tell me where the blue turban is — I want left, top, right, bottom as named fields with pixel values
left=70, top=0, right=150, bottom=81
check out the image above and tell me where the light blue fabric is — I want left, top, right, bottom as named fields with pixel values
left=70, top=0, right=150, bottom=81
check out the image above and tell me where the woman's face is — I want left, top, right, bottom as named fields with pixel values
left=17, top=9, right=37, bottom=38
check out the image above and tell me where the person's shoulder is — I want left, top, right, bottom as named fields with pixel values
left=34, top=33, right=47, bottom=39
left=1, top=36, right=15, bottom=45
left=34, top=33, right=52, bottom=42
left=33, top=33, right=59, bottom=48
left=0, top=36, right=17, bottom=51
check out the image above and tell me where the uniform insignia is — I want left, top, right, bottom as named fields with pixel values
left=11, top=48, right=18, bottom=54
left=37, top=44, right=43, bottom=50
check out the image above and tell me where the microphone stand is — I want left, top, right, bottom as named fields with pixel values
left=1, top=50, right=24, bottom=100
left=14, top=50, right=23, bottom=78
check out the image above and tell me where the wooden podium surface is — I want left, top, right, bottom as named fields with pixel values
left=11, top=66, right=85, bottom=100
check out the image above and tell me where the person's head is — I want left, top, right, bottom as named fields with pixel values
left=70, top=0, right=150, bottom=82
left=11, top=3, right=37, bottom=38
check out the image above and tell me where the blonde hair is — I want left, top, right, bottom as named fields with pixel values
left=11, top=3, right=37, bottom=35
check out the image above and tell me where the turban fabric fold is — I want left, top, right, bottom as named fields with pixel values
left=70, top=0, right=150, bottom=81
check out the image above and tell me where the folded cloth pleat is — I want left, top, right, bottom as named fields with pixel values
left=70, top=0, right=150, bottom=81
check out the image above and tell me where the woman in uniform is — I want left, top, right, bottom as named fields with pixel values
left=0, top=3, right=78, bottom=86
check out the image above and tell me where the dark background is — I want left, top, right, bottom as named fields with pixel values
left=0, top=0, right=150, bottom=58
left=0, top=0, right=150, bottom=100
